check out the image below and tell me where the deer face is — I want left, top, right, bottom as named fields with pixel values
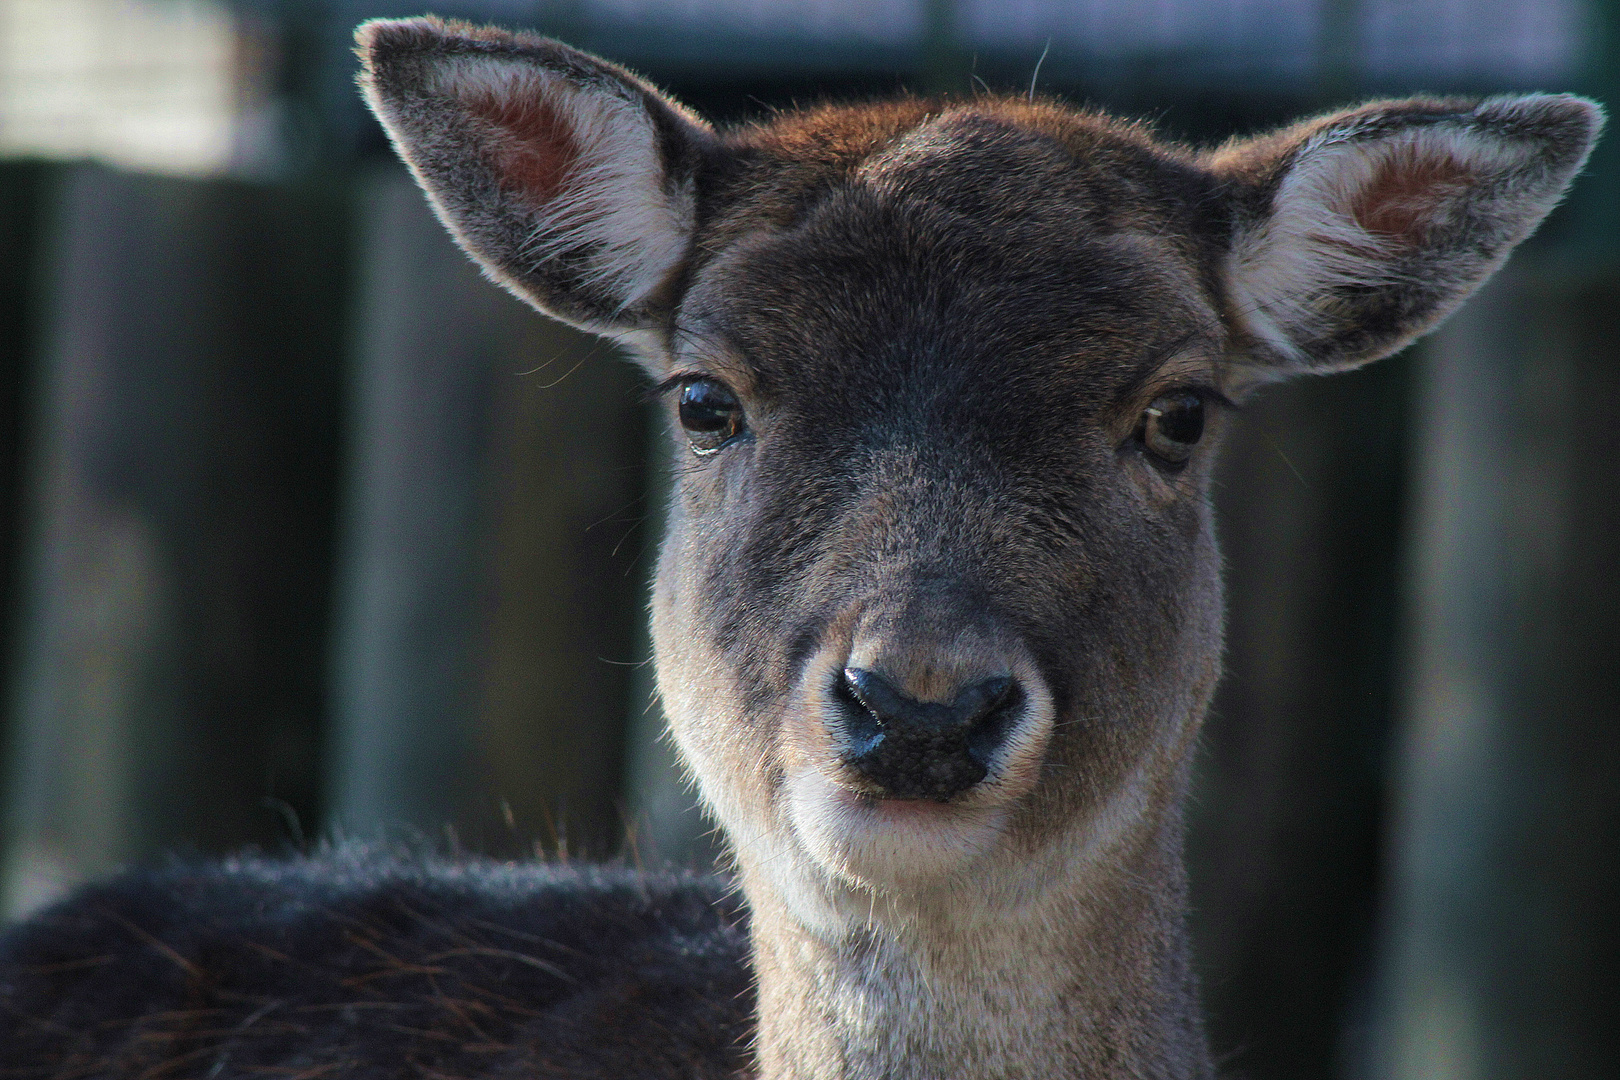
left=652, top=117, right=1233, bottom=894
left=357, top=16, right=1600, bottom=915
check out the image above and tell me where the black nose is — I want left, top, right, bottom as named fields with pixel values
left=835, top=667, right=1020, bottom=802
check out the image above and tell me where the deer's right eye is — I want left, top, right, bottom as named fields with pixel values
left=678, top=378, right=746, bottom=454
left=1138, top=392, right=1206, bottom=468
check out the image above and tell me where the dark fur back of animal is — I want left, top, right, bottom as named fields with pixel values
left=0, top=856, right=751, bottom=1080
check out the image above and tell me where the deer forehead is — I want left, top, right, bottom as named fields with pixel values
left=668, top=108, right=1227, bottom=425
left=675, top=178, right=1223, bottom=429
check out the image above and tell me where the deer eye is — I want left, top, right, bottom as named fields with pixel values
left=1139, top=393, right=1205, bottom=467
left=678, top=378, right=746, bottom=454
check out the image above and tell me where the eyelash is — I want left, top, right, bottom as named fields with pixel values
left=651, top=372, right=702, bottom=400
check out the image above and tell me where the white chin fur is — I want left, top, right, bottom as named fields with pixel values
left=785, top=767, right=1010, bottom=889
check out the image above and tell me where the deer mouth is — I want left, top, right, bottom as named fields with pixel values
left=783, top=766, right=1017, bottom=887
left=778, top=654, right=1056, bottom=888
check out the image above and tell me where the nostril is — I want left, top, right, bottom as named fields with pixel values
left=954, top=675, right=1013, bottom=726
left=964, top=681, right=1023, bottom=770
left=840, top=668, right=906, bottom=727
left=834, top=670, right=884, bottom=756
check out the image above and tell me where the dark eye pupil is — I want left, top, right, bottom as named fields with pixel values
left=678, top=379, right=744, bottom=452
left=1156, top=395, right=1204, bottom=445
left=679, top=382, right=734, bottom=431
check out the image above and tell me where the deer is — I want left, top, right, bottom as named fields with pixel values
left=0, top=16, right=1602, bottom=1080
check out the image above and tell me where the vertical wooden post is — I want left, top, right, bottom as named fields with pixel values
left=326, top=167, right=646, bottom=858
left=325, top=169, right=495, bottom=839
left=1370, top=269, right=1520, bottom=1080
left=1370, top=261, right=1620, bottom=1080
left=0, top=162, right=51, bottom=832
left=0, top=166, right=346, bottom=916
left=1191, top=343, right=1409, bottom=1079
left=919, top=0, right=968, bottom=95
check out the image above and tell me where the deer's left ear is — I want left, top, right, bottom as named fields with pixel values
left=356, top=17, right=714, bottom=334
left=1209, top=94, right=1603, bottom=377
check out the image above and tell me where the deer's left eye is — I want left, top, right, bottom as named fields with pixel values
left=679, top=378, right=746, bottom=454
left=1139, top=393, right=1205, bottom=467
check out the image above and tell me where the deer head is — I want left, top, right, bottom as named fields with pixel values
left=358, top=18, right=1600, bottom=1077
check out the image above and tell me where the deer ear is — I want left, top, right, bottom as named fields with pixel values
left=1210, top=94, right=1602, bottom=377
left=356, top=17, right=713, bottom=333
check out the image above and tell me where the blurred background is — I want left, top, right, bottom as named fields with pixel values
left=0, top=1, right=1615, bottom=1077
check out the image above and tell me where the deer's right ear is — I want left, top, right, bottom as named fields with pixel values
left=356, top=17, right=713, bottom=333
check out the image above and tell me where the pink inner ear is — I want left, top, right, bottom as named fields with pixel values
left=1348, top=148, right=1474, bottom=244
left=465, top=90, right=582, bottom=206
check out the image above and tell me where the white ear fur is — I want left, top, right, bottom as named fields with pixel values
left=1219, top=95, right=1603, bottom=375
left=357, top=18, right=711, bottom=333
left=1227, top=123, right=1514, bottom=365
left=423, top=56, right=693, bottom=313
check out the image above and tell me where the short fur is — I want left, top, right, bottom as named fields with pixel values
left=0, top=17, right=1602, bottom=1080
left=1, top=855, right=751, bottom=1079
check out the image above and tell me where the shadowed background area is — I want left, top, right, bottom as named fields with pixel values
left=0, top=2, right=1615, bottom=1078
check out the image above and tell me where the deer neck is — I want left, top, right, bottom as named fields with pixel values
left=737, top=806, right=1211, bottom=1080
